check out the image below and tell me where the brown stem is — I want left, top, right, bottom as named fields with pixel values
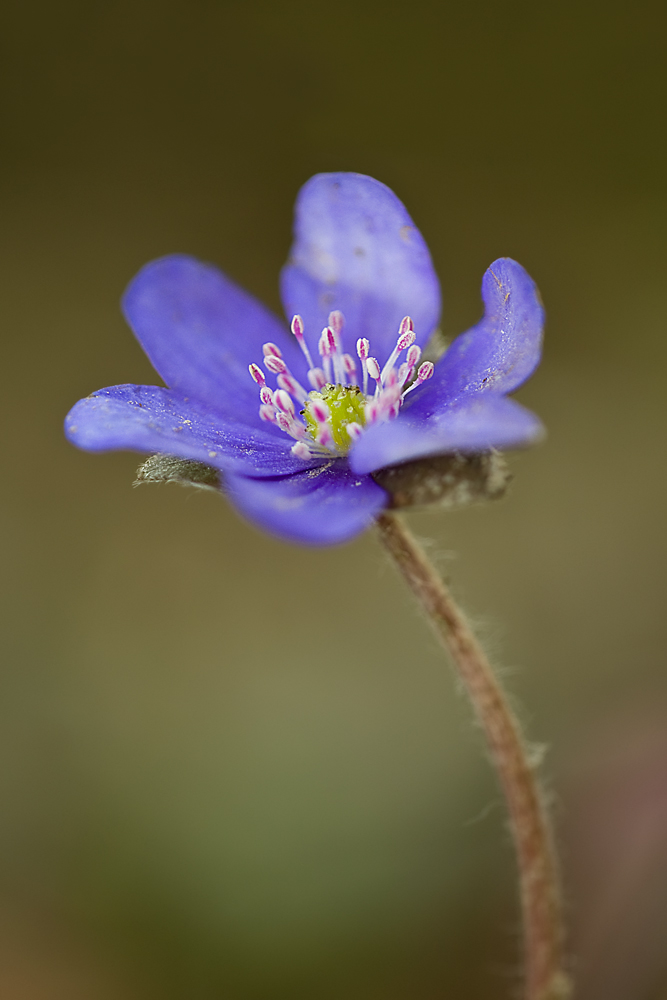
left=377, top=512, right=571, bottom=1000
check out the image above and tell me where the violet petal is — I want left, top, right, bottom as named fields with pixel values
left=349, top=394, right=544, bottom=475
left=224, top=463, right=389, bottom=546
left=280, top=173, right=441, bottom=363
left=418, top=257, right=544, bottom=408
left=65, top=384, right=318, bottom=478
left=122, top=254, right=304, bottom=423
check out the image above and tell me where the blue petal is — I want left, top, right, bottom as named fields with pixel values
left=122, top=255, right=306, bottom=422
left=280, top=173, right=441, bottom=364
left=348, top=395, right=544, bottom=475
left=224, top=462, right=389, bottom=546
left=419, top=258, right=543, bottom=407
left=65, top=384, right=317, bottom=478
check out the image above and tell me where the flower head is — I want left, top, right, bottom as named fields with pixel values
left=65, top=173, right=544, bottom=545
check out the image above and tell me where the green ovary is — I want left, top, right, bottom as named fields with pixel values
left=303, top=384, right=367, bottom=452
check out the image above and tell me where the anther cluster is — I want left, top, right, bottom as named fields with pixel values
left=249, top=312, right=434, bottom=459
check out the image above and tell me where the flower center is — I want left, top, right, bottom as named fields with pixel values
left=302, top=383, right=367, bottom=452
left=247, top=311, right=434, bottom=460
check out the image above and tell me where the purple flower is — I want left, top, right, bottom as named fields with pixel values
left=65, top=173, right=544, bottom=546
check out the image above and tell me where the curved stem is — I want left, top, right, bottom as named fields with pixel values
left=377, top=512, right=571, bottom=1000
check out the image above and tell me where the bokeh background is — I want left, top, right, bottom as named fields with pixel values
left=1, top=1, right=667, bottom=997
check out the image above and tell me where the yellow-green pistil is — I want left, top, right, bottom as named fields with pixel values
left=302, top=383, right=367, bottom=452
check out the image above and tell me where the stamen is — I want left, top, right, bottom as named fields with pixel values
left=328, top=311, right=348, bottom=384
left=264, top=355, right=308, bottom=400
left=318, top=329, right=333, bottom=383
left=325, top=327, right=337, bottom=354
left=253, top=311, right=429, bottom=463
left=274, top=411, right=308, bottom=440
left=277, top=373, right=307, bottom=404
left=380, top=317, right=416, bottom=384
left=309, top=399, right=330, bottom=424
left=262, top=343, right=283, bottom=358
left=306, top=396, right=336, bottom=450
left=406, top=344, right=421, bottom=369
left=342, top=354, right=357, bottom=379
left=316, top=424, right=334, bottom=449
left=308, top=367, right=326, bottom=390
left=357, top=338, right=370, bottom=395
left=397, top=362, right=411, bottom=387
left=402, top=360, right=434, bottom=397
left=378, top=383, right=401, bottom=417
left=291, top=314, right=315, bottom=371
left=365, top=399, right=379, bottom=424
left=366, top=357, right=382, bottom=395
left=328, top=310, right=344, bottom=336
left=325, top=325, right=345, bottom=384
left=291, top=441, right=312, bottom=459
left=264, top=355, right=288, bottom=375
left=273, top=389, right=295, bottom=417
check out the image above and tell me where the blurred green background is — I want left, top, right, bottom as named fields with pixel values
left=1, top=1, right=667, bottom=997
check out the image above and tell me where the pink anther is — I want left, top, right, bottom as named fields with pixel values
left=259, top=386, right=274, bottom=406
left=273, top=389, right=295, bottom=416
left=396, top=329, right=416, bottom=352
left=406, top=344, right=421, bottom=368
left=316, top=424, right=333, bottom=448
left=381, top=322, right=417, bottom=385
left=346, top=422, right=364, bottom=441
left=291, top=441, right=312, bottom=459
left=275, top=412, right=291, bottom=433
left=291, top=315, right=305, bottom=341
left=364, top=399, right=379, bottom=424
left=310, top=399, right=330, bottom=424
left=248, top=363, right=266, bottom=385
left=317, top=331, right=327, bottom=356
left=343, top=354, right=357, bottom=376
left=264, top=355, right=288, bottom=375
left=379, top=383, right=401, bottom=413
left=291, top=314, right=315, bottom=371
left=262, top=342, right=282, bottom=358
left=356, top=338, right=369, bottom=360
left=402, top=360, right=434, bottom=398
left=328, top=310, right=344, bottom=335
left=366, top=357, right=381, bottom=381
left=325, top=326, right=337, bottom=354
left=259, top=404, right=276, bottom=422
left=397, top=362, right=411, bottom=386
left=308, top=367, right=326, bottom=390
left=277, top=373, right=307, bottom=403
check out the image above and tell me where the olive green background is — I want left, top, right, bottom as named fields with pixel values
left=1, top=1, right=667, bottom=997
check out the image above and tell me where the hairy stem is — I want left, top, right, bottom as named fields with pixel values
left=377, top=512, right=571, bottom=1000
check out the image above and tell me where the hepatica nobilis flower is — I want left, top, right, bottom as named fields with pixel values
left=65, top=173, right=545, bottom=545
